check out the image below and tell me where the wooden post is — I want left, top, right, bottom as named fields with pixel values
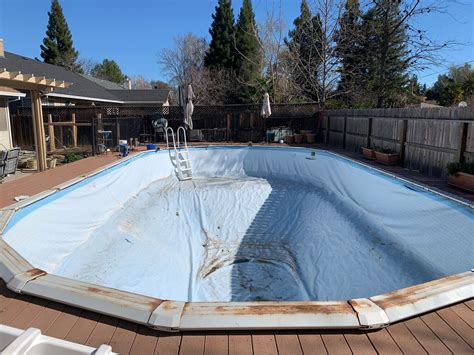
left=115, top=117, right=120, bottom=145
left=399, top=119, right=408, bottom=164
left=249, top=113, right=254, bottom=128
left=91, top=116, right=96, bottom=156
left=367, top=117, right=373, bottom=148
left=226, top=113, right=231, bottom=141
left=342, top=115, right=347, bottom=149
left=47, top=114, right=55, bottom=152
left=325, top=115, right=330, bottom=144
left=455, top=122, right=469, bottom=163
left=31, top=91, right=47, bottom=171
left=71, top=113, right=77, bottom=147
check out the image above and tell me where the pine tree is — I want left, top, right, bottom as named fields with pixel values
left=40, top=0, right=81, bottom=72
left=335, top=0, right=363, bottom=106
left=204, top=0, right=236, bottom=70
left=234, top=0, right=261, bottom=102
left=285, top=0, right=323, bottom=101
left=91, top=59, right=126, bottom=84
left=362, top=1, right=409, bottom=107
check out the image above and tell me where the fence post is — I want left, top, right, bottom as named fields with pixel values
left=71, top=113, right=77, bottom=148
left=366, top=117, right=373, bottom=148
left=226, top=113, right=231, bottom=141
left=399, top=119, right=408, bottom=164
left=115, top=117, right=120, bottom=145
left=91, top=116, right=96, bottom=156
left=342, top=115, right=347, bottom=149
left=47, top=114, right=55, bottom=152
left=325, top=115, right=330, bottom=144
left=455, top=122, right=469, bottom=163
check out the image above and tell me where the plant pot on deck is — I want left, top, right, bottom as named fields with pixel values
left=448, top=172, right=474, bottom=192
left=293, top=134, right=303, bottom=144
left=306, top=133, right=316, bottom=144
left=300, top=130, right=312, bottom=143
left=375, top=151, right=399, bottom=165
left=285, top=135, right=294, bottom=144
left=47, top=158, right=57, bottom=169
left=362, top=147, right=376, bottom=160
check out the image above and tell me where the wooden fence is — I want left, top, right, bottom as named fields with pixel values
left=321, top=108, right=474, bottom=177
left=11, top=103, right=320, bottom=149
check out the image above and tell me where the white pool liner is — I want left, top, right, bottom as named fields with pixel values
left=0, top=146, right=473, bottom=330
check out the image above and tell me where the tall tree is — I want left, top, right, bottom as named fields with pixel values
left=91, top=59, right=125, bottom=84
left=204, top=0, right=236, bottom=69
left=363, top=1, right=409, bottom=107
left=285, top=0, right=323, bottom=101
left=40, top=0, right=81, bottom=72
left=234, top=0, right=262, bottom=102
left=335, top=0, right=364, bottom=106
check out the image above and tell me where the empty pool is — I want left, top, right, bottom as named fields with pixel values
left=1, top=146, right=472, bottom=330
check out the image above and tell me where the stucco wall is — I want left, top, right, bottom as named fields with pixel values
left=0, top=98, right=13, bottom=149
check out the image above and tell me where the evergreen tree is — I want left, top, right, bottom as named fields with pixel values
left=285, top=0, right=323, bottom=101
left=234, top=0, right=261, bottom=102
left=335, top=0, right=363, bottom=106
left=40, top=0, right=81, bottom=72
left=204, top=0, right=236, bottom=69
left=91, top=59, right=126, bottom=84
left=362, top=1, right=409, bottom=107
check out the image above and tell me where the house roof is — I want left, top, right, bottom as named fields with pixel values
left=0, top=52, right=122, bottom=103
left=0, top=86, right=26, bottom=98
left=0, top=51, right=172, bottom=105
left=81, top=74, right=125, bottom=90
left=108, top=89, right=171, bottom=104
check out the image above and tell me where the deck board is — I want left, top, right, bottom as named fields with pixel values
left=274, top=331, right=303, bottom=355
left=251, top=332, right=278, bottom=355
left=366, top=328, right=402, bottom=354
left=108, top=320, right=139, bottom=355
left=437, top=307, right=474, bottom=348
left=297, top=331, right=327, bottom=355
left=179, top=332, right=205, bottom=355
left=343, top=332, right=377, bottom=354
left=451, top=303, right=474, bottom=328
left=320, top=332, right=351, bottom=355
left=421, top=312, right=472, bottom=354
left=386, top=322, right=427, bottom=354
left=129, top=326, right=160, bottom=355
left=404, top=317, right=452, bottom=354
left=228, top=331, right=253, bottom=355
left=203, top=332, right=228, bottom=355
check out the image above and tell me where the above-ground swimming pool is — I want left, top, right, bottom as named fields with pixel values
left=1, top=146, right=472, bottom=331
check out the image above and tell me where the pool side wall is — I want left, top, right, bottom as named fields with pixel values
left=0, top=147, right=473, bottom=331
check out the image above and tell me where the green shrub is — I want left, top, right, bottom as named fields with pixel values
left=375, top=147, right=395, bottom=154
left=447, top=162, right=474, bottom=175
left=63, top=152, right=83, bottom=164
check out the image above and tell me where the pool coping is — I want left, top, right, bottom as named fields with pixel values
left=0, top=146, right=473, bottom=331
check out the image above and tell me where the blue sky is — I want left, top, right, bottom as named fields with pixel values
left=0, top=0, right=472, bottom=86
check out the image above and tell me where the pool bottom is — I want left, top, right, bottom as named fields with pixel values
left=55, top=174, right=442, bottom=302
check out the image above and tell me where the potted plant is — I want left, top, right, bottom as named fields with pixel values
left=447, top=162, right=474, bottom=192
left=362, top=146, right=376, bottom=160
left=374, top=147, right=399, bottom=165
left=294, top=133, right=303, bottom=144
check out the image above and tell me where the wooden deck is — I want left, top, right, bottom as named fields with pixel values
left=0, top=148, right=473, bottom=354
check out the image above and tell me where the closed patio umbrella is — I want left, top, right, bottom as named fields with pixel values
left=261, top=92, right=271, bottom=118
left=185, top=84, right=194, bottom=130
left=261, top=92, right=271, bottom=141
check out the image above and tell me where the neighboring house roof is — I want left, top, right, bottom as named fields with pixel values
left=81, top=74, right=125, bottom=90
left=108, top=89, right=171, bottom=104
left=0, top=86, right=26, bottom=98
left=0, top=51, right=172, bottom=105
left=0, top=52, right=122, bottom=103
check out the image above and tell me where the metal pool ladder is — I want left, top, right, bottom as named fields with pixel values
left=165, top=126, right=193, bottom=181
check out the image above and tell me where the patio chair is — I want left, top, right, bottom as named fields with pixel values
left=0, top=147, right=21, bottom=182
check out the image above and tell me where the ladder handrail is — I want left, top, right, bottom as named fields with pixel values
left=165, top=126, right=176, bottom=151
left=165, top=126, right=193, bottom=181
left=176, top=126, right=188, bottom=151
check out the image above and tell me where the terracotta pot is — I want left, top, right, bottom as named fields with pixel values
left=448, top=172, right=474, bottom=192
left=375, top=151, right=399, bottom=165
left=285, top=135, right=294, bottom=144
left=362, top=147, right=376, bottom=160
left=306, top=133, right=316, bottom=143
left=294, top=134, right=303, bottom=144
left=300, top=130, right=312, bottom=143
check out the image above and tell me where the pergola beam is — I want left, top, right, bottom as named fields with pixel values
left=0, top=68, right=71, bottom=89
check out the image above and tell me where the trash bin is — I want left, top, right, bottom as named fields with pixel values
left=119, top=143, right=129, bottom=157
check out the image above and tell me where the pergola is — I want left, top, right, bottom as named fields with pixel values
left=0, top=68, right=72, bottom=171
